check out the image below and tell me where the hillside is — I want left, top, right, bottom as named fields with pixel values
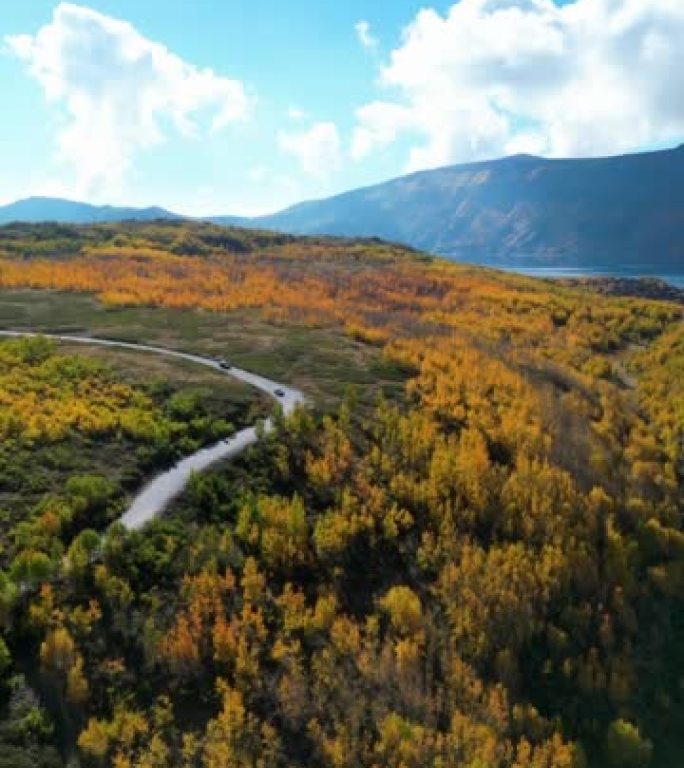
left=2, top=146, right=683, bottom=275
left=0, top=221, right=682, bottom=767
left=0, top=196, right=178, bottom=225
left=222, top=145, right=684, bottom=271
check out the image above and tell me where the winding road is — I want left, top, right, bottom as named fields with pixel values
left=0, top=330, right=305, bottom=530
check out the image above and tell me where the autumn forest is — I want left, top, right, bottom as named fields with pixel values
left=0, top=220, right=681, bottom=768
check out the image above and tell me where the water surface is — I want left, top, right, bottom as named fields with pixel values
left=445, top=257, right=684, bottom=288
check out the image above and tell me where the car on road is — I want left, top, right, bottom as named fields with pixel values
left=274, top=388, right=285, bottom=397
left=218, top=359, right=232, bottom=370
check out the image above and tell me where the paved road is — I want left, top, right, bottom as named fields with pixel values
left=0, top=330, right=305, bottom=530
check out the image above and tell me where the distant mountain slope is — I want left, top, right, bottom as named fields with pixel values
left=0, top=197, right=179, bottom=225
left=4, top=146, right=683, bottom=271
left=216, top=146, right=684, bottom=270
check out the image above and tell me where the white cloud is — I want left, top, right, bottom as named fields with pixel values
left=6, top=2, right=251, bottom=199
left=278, top=121, right=342, bottom=179
left=288, top=106, right=306, bottom=120
left=351, top=102, right=413, bottom=160
left=355, top=20, right=378, bottom=50
left=353, top=0, right=684, bottom=170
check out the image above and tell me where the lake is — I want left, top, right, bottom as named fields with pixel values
left=505, top=267, right=684, bottom=289
left=452, top=258, right=684, bottom=289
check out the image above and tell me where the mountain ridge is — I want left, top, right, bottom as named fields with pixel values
left=0, top=196, right=179, bottom=225
left=2, top=145, right=683, bottom=270
left=220, top=145, right=684, bottom=270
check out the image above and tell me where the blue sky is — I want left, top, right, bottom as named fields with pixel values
left=0, top=0, right=682, bottom=215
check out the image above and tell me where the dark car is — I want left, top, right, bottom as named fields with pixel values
left=218, top=359, right=232, bottom=370
left=274, top=388, right=285, bottom=397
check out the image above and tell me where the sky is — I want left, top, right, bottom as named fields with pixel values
left=0, top=0, right=682, bottom=216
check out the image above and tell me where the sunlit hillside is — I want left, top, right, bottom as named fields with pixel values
left=0, top=221, right=681, bottom=768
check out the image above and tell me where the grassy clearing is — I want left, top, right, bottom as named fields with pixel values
left=0, top=288, right=409, bottom=410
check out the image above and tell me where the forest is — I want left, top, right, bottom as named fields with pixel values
left=0, top=220, right=681, bottom=767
